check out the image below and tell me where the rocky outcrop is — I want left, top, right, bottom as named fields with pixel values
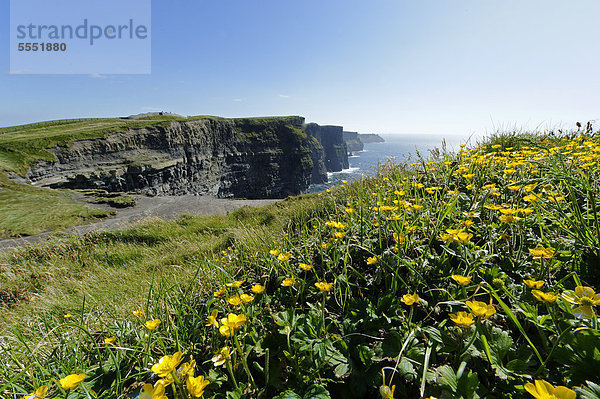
left=358, top=133, right=385, bottom=144
left=26, top=117, right=313, bottom=199
left=342, top=131, right=364, bottom=153
left=305, top=124, right=349, bottom=172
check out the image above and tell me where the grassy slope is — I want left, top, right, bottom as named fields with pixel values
left=2, top=130, right=599, bottom=398
left=0, top=115, right=303, bottom=237
left=0, top=194, right=329, bottom=334
left=0, top=173, right=112, bottom=238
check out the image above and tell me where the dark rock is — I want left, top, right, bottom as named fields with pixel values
left=305, top=124, right=349, bottom=172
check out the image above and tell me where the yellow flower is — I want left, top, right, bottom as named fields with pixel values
left=334, top=231, right=346, bottom=239
left=206, top=309, right=219, bottom=328
left=393, top=232, right=405, bottom=244
left=277, top=252, right=292, bottom=262
left=523, top=194, right=540, bottom=203
left=219, top=313, right=247, bottom=336
left=367, top=256, right=378, bottom=265
left=345, top=208, right=355, bottom=214
left=22, top=385, right=48, bottom=399
left=524, top=380, right=575, bottom=399
left=179, top=359, right=196, bottom=379
left=401, top=293, right=420, bottom=305
left=524, top=279, right=544, bottom=289
left=449, top=311, right=474, bottom=327
left=529, top=245, right=555, bottom=259
left=562, top=286, right=600, bottom=319
left=59, top=373, right=86, bottom=390
left=315, top=282, right=333, bottom=292
left=145, top=319, right=161, bottom=331
left=451, top=275, right=472, bottom=286
left=133, top=309, right=144, bottom=317
left=213, top=287, right=226, bottom=297
left=532, top=290, right=557, bottom=303
left=211, top=346, right=231, bottom=367
left=140, top=382, right=168, bottom=399
left=269, top=249, right=280, bottom=256
left=186, top=375, right=210, bottom=398
left=228, top=295, right=242, bottom=306
left=226, top=280, right=245, bottom=288
left=281, top=277, right=295, bottom=287
left=251, top=284, right=265, bottom=294
left=63, top=314, right=72, bottom=319
left=151, top=352, right=183, bottom=377
left=499, top=214, right=521, bottom=223
left=466, top=300, right=496, bottom=318
left=104, top=336, right=116, bottom=344
left=299, top=263, right=313, bottom=271
left=240, top=294, right=254, bottom=304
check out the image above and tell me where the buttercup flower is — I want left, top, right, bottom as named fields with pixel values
left=104, top=336, right=116, bottom=344
left=145, top=319, right=161, bottom=331
left=251, top=284, right=265, bottom=294
left=133, top=309, right=144, bottom=317
left=211, top=346, right=231, bottom=367
left=277, top=252, right=292, bottom=262
left=140, top=381, right=168, bottom=399
left=449, top=311, right=474, bottom=327
left=269, top=249, right=280, bottom=256
left=524, top=279, right=544, bottom=289
left=466, top=300, right=496, bottom=318
left=178, top=359, right=196, bottom=380
left=524, top=379, right=575, bottom=399
left=151, top=352, right=183, bottom=377
left=219, top=313, right=247, bottom=336
left=228, top=295, right=242, bottom=306
left=532, top=290, right=557, bottom=303
left=206, top=309, right=219, bottom=328
left=22, top=385, right=48, bottom=399
left=529, top=245, right=555, bottom=259
left=451, top=274, right=472, bottom=286
left=226, top=280, right=245, bottom=288
left=213, top=287, right=226, bottom=297
left=367, top=256, right=378, bottom=265
left=281, top=277, right=295, bottom=287
left=315, top=282, right=333, bottom=292
left=240, top=293, right=254, bottom=304
left=562, top=286, right=600, bottom=319
left=60, top=373, right=86, bottom=390
left=186, top=375, right=209, bottom=398
left=401, top=293, right=420, bottom=305
left=299, top=263, right=313, bottom=271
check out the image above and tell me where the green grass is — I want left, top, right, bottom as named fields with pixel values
left=0, top=173, right=112, bottom=238
left=4, top=130, right=600, bottom=398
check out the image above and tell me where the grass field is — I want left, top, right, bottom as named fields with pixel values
left=1, top=130, right=600, bottom=398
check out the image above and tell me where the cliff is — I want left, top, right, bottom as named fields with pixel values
left=358, top=133, right=385, bottom=143
left=342, top=131, right=364, bottom=152
left=305, top=124, right=349, bottom=173
left=22, top=116, right=313, bottom=199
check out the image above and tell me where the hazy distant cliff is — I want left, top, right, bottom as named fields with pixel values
left=342, top=131, right=364, bottom=152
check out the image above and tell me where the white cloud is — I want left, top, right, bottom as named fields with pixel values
left=278, top=94, right=290, bottom=98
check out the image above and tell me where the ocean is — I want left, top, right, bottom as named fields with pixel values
left=309, top=133, right=471, bottom=193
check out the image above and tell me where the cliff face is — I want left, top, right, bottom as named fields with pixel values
left=359, top=133, right=385, bottom=144
left=342, top=131, right=364, bottom=152
left=305, top=124, right=349, bottom=172
left=26, top=117, right=313, bottom=199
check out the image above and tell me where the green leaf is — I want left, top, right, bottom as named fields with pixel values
left=274, top=390, right=302, bottom=399
left=579, top=380, right=600, bottom=399
left=437, top=365, right=458, bottom=392
left=303, top=384, right=332, bottom=399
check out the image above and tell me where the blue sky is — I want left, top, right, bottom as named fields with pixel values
left=1, top=0, right=600, bottom=136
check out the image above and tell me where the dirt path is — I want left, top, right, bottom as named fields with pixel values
left=0, top=195, right=280, bottom=250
